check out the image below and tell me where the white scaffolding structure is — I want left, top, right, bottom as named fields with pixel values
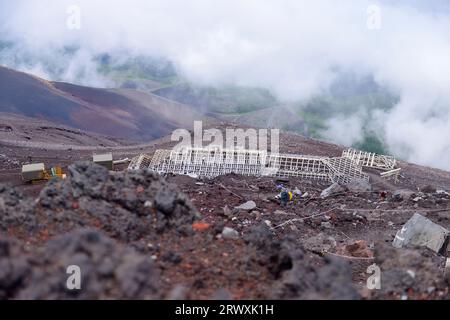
left=130, top=147, right=371, bottom=184
left=149, top=147, right=268, bottom=178
left=380, top=168, right=402, bottom=183
left=342, top=148, right=396, bottom=170
left=342, top=148, right=401, bottom=182
left=128, top=154, right=153, bottom=170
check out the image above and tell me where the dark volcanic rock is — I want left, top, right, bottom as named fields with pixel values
left=271, top=239, right=359, bottom=300
left=0, top=229, right=161, bottom=299
left=421, top=185, right=437, bottom=194
left=374, top=242, right=447, bottom=298
left=0, top=184, right=37, bottom=233
left=392, top=189, right=415, bottom=202
left=244, top=222, right=275, bottom=250
left=244, top=222, right=359, bottom=299
left=0, top=238, right=31, bottom=299
left=36, top=162, right=200, bottom=241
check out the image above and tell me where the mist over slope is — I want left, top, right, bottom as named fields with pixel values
left=1, top=1, right=450, bottom=169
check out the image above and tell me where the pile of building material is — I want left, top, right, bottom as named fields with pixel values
left=93, top=153, right=113, bottom=170
left=129, top=153, right=158, bottom=170
left=342, top=148, right=401, bottom=182
left=128, top=147, right=372, bottom=184
left=21, top=163, right=46, bottom=182
left=21, top=163, right=65, bottom=183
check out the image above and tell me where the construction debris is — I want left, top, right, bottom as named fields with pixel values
left=129, top=146, right=381, bottom=184
left=342, top=148, right=401, bottom=182
left=128, top=154, right=152, bottom=170
left=93, top=153, right=113, bottom=170
left=342, top=148, right=396, bottom=170
left=392, top=213, right=449, bottom=254
left=127, top=147, right=401, bottom=186
left=113, top=158, right=131, bottom=165
left=21, top=163, right=45, bottom=182
left=21, top=163, right=65, bottom=183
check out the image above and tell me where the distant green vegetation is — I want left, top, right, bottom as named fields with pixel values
left=153, top=82, right=278, bottom=114
left=297, top=110, right=327, bottom=138
left=209, top=85, right=278, bottom=114
left=292, top=85, right=399, bottom=154
left=353, top=133, right=389, bottom=155
left=96, top=54, right=178, bottom=87
left=94, top=55, right=279, bottom=115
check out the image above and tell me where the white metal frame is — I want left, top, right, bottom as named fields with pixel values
left=128, top=154, right=153, bottom=170
left=131, top=147, right=373, bottom=183
left=342, top=148, right=396, bottom=170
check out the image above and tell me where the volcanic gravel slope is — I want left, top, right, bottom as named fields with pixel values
left=0, top=158, right=449, bottom=300
left=1, top=122, right=450, bottom=299
left=0, top=66, right=204, bottom=142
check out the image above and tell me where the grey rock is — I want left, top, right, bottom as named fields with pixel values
left=321, top=222, right=333, bottom=229
left=222, top=205, right=232, bottom=217
left=392, top=213, right=449, bottom=254
left=0, top=197, right=4, bottom=213
left=320, top=183, right=344, bottom=198
left=244, top=222, right=273, bottom=249
left=392, top=189, right=415, bottom=201
left=234, top=201, right=256, bottom=211
left=155, top=187, right=176, bottom=215
left=167, top=285, right=188, bottom=300
left=303, top=233, right=336, bottom=253
left=436, top=189, right=450, bottom=196
left=345, top=179, right=372, bottom=192
left=222, top=227, right=240, bottom=240
left=421, top=185, right=436, bottom=194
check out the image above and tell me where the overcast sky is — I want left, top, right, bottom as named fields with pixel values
left=1, top=0, right=450, bottom=170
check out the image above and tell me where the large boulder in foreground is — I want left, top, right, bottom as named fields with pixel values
left=393, top=213, right=449, bottom=254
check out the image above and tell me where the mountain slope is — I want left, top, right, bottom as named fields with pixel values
left=0, top=66, right=204, bottom=142
left=0, top=112, right=134, bottom=148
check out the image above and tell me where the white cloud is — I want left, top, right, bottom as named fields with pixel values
left=2, top=0, right=450, bottom=169
left=324, top=114, right=365, bottom=147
